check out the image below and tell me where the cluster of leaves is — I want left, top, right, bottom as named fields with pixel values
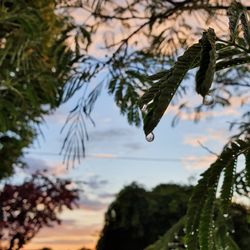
left=0, top=172, right=79, bottom=250
left=0, top=0, right=96, bottom=177
left=138, top=1, right=250, bottom=249
left=62, top=0, right=250, bottom=166
left=76, top=0, right=248, bottom=128
left=139, top=0, right=250, bottom=137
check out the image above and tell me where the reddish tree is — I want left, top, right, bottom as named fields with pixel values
left=0, top=172, right=79, bottom=250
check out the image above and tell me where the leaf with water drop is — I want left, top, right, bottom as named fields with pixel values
left=140, top=43, right=201, bottom=136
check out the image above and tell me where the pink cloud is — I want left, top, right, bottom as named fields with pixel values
left=183, top=129, right=229, bottom=147
left=182, top=154, right=217, bottom=171
left=24, top=221, right=101, bottom=250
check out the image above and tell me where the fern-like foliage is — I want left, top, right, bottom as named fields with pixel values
left=140, top=43, right=201, bottom=136
left=186, top=139, right=250, bottom=250
left=137, top=1, right=250, bottom=250
left=227, top=0, right=243, bottom=42
left=145, top=139, right=250, bottom=250
left=139, top=1, right=250, bottom=137
left=145, top=216, right=186, bottom=250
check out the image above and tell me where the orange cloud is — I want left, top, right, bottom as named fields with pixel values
left=182, top=154, right=217, bottom=171
left=24, top=222, right=101, bottom=250
left=183, top=129, right=229, bottom=147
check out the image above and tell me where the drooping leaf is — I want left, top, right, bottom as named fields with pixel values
left=186, top=139, right=250, bottom=250
left=195, top=28, right=216, bottom=97
left=216, top=56, right=250, bottom=71
left=144, top=216, right=186, bottom=250
left=227, top=0, right=244, bottom=42
left=140, top=43, right=201, bottom=136
left=240, top=9, right=250, bottom=47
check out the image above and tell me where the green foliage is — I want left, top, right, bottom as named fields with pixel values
left=145, top=216, right=186, bottom=250
left=0, top=0, right=91, bottom=177
left=185, top=139, right=249, bottom=250
left=227, top=0, right=250, bottom=46
left=133, top=1, right=250, bottom=249
left=195, top=28, right=216, bottom=97
left=139, top=43, right=201, bottom=136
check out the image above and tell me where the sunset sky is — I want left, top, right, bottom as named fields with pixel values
left=14, top=83, right=246, bottom=250
left=9, top=3, right=248, bottom=250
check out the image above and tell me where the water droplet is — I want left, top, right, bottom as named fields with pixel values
left=203, top=95, right=214, bottom=106
left=141, top=105, right=147, bottom=112
left=223, top=213, right=228, bottom=218
left=16, top=67, right=19, bottom=72
left=146, top=132, right=154, bottom=142
left=191, top=231, right=195, bottom=235
left=0, top=38, right=6, bottom=49
left=10, top=71, right=15, bottom=77
left=51, top=67, right=56, bottom=73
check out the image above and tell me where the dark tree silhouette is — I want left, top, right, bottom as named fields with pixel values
left=96, top=182, right=250, bottom=250
left=0, top=172, right=79, bottom=250
left=96, top=183, right=192, bottom=250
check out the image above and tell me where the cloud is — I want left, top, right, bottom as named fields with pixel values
left=98, top=192, right=115, bottom=200
left=167, top=104, right=239, bottom=122
left=83, top=175, right=108, bottom=189
left=183, top=129, right=229, bottom=147
left=167, top=93, right=250, bottom=123
left=79, top=194, right=108, bottom=211
left=23, top=157, right=68, bottom=176
left=24, top=157, right=48, bottom=173
left=25, top=222, right=101, bottom=250
left=88, top=153, right=117, bottom=159
left=89, top=128, right=134, bottom=141
left=123, top=142, right=143, bottom=151
left=182, top=154, right=217, bottom=171
left=44, top=109, right=68, bottom=125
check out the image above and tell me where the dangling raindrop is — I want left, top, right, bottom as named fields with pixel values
left=146, top=132, right=154, bottom=142
left=10, top=71, right=15, bottom=77
left=223, top=213, right=229, bottom=218
left=51, top=67, right=56, bottom=73
left=203, top=94, right=214, bottom=106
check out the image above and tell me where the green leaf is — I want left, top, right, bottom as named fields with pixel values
left=186, top=139, right=250, bottom=250
left=216, top=56, right=250, bottom=71
left=240, top=10, right=250, bottom=47
left=140, top=43, right=201, bottom=136
left=144, top=216, right=186, bottom=250
left=227, top=0, right=244, bottom=42
left=195, top=28, right=216, bottom=97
